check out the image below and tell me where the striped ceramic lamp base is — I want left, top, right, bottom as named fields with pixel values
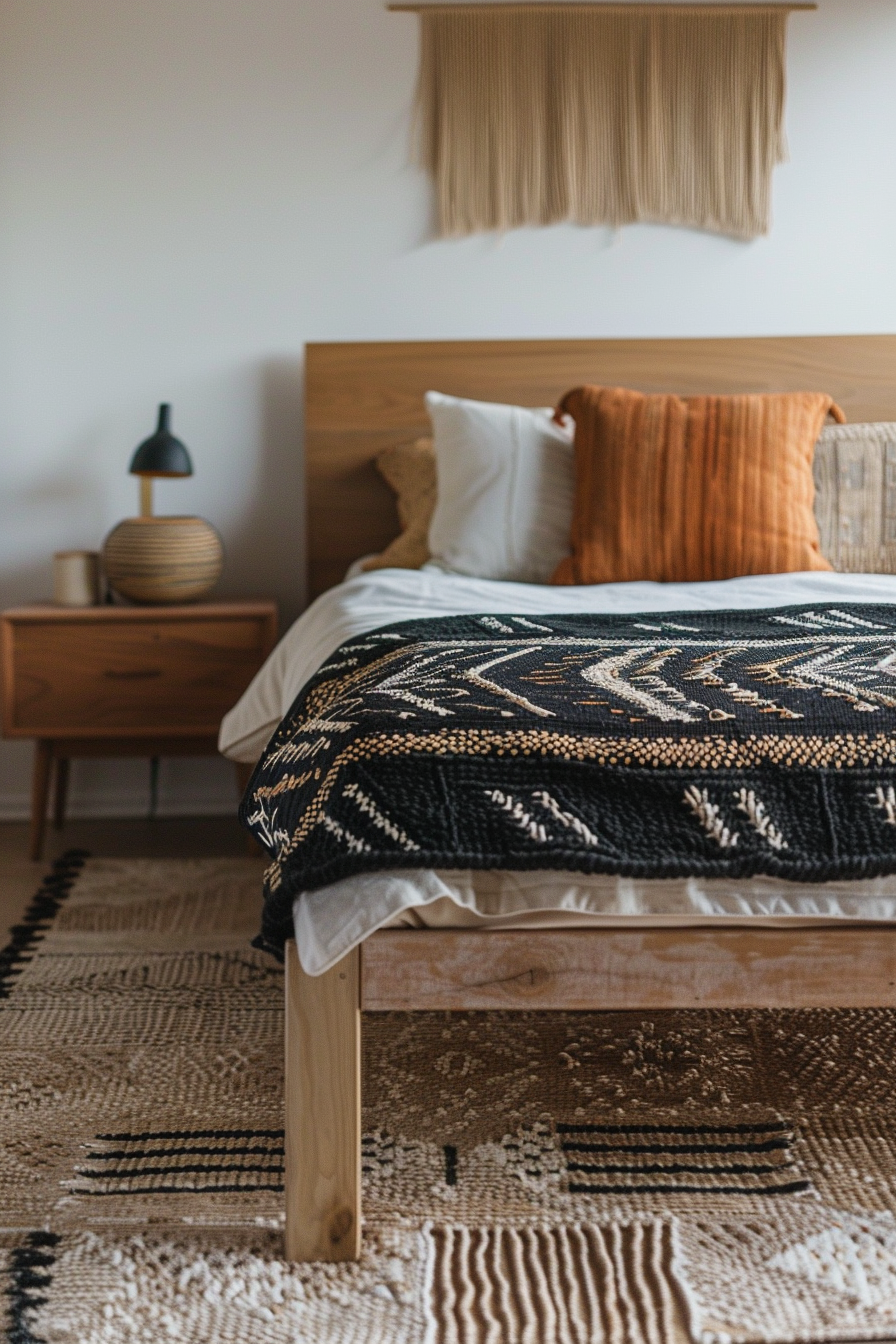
left=102, top=515, right=224, bottom=604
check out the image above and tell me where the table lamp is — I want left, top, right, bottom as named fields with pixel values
left=130, top=403, right=193, bottom=517
left=102, top=404, right=224, bottom=604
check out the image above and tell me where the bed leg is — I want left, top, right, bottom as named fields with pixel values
left=284, top=940, right=361, bottom=1262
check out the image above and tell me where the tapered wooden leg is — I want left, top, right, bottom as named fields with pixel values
left=284, top=940, right=361, bottom=1262
left=30, top=740, right=53, bottom=861
left=53, top=757, right=70, bottom=831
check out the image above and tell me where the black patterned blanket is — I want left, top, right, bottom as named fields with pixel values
left=241, top=603, right=896, bottom=954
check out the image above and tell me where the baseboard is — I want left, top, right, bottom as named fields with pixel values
left=0, top=752, right=242, bottom=823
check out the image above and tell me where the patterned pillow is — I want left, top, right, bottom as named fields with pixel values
left=814, top=422, right=896, bottom=573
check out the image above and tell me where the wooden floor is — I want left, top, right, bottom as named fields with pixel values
left=0, top=815, right=250, bottom=942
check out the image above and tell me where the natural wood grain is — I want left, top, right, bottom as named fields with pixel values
left=1, top=603, right=278, bottom=738
left=4, top=602, right=276, bottom=622
left=9, top=619, right=257, bottom=735
left=285, top=941, right=361, bottom=1263
left=32, top=735, right=221, bottom=758
left=1, top=601, right=277, bottom=855
left=305, top=335, right=896, bottom=597
left=360, top=926, right=896, bottom=1011
left=29, top=740, right=52, bottom=862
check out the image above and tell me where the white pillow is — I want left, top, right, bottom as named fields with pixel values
left=425, top=391, right=575, bottom=583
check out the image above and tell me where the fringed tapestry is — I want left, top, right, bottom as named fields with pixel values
left=413, top=6, right=790, bottom=240
left=242, top=603, right=896, bottom=955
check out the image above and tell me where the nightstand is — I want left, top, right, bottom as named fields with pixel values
left=0, top=600, right=277, bottom=859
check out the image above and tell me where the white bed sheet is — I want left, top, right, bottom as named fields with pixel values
left=294, top=867, right=896, bottom=975
left=219, top=566, right=896, bottom=763
left=217, top=566, right=896, bottom=975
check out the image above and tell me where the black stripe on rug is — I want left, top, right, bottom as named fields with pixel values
left=0, top=850, right=88, bottom=1000
left=87, top=1143, right=283, bottom=1160
left=94, top=1128, right=284, bottom=1141
left=565, top=1161, right=798, bottom=1176
left=361, top=1133, right=396, bottom=1175
left=558, top=1118, right=807, bottom=1196
left=76, top=1161, right=284, bottom=1178
left=75, top=1128, right=286, bottom=1194
left=73, top=1182, right=285, bottom=1195
left=5, top=1231, right=60, bottom=1344
left=561, top=1138, right=793, bottom=1155
left=568, top=1179, right=811, bottom=1195
left=557, top=1120, right=793, bottom=1135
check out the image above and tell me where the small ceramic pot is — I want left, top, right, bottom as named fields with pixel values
left=53, top=550, right=101, bottom=606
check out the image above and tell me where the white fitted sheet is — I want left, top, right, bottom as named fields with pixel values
left=292, top=868, right=896, bottom=974
left=216, top=565, right=896, bottom=975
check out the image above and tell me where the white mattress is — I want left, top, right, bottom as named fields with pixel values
left=218, top=566, right=896, bottom=975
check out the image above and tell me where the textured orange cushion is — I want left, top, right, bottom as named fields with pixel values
left=552, top=386, right=845, bottom=585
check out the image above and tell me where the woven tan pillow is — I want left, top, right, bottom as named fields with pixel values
left=361, top=438, right=436, bottom=572
left=552, top=385, right=843, bottom=585
left=814, top=422, right=896, bottom=573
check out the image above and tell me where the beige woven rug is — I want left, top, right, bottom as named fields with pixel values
left=4, top=855, right=896, bottom=1342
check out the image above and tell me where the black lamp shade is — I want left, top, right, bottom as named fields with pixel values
left=129, top=404, right=193, bottom=478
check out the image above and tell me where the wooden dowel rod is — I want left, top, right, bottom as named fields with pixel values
left=388, top=3, right=817, bottom=12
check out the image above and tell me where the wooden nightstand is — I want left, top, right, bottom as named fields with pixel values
left=0, top=600, right=277, bottom=859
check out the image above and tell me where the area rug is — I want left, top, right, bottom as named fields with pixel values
left=4, top=855, right=896, bottom=1342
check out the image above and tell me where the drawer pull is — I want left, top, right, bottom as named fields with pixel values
left=104, top=669, right=163, bottom=680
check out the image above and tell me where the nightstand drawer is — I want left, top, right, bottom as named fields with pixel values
left=2, top=612, right=274, bottom=737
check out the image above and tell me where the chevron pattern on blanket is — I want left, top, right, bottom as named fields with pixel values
left=240, top=604, right=896, bottom=954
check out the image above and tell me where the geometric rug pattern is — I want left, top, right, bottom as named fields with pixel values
left=4, top=855, right=896, bottom=1341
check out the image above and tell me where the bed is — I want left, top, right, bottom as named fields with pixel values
left=224, top=334, right=896, bottom=1262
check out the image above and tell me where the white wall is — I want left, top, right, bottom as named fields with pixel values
left=1, top=0, right=894, bottom=818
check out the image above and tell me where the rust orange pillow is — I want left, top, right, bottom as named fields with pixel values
left=552, top=386, right=845, bottom=585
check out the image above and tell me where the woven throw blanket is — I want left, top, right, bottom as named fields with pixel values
left=243, top=603, right=896, bottom=954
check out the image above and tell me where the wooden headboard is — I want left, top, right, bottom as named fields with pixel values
left=305, top=335, right=896, bottom=600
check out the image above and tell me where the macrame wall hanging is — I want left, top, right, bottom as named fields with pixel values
left=391, top=2, right=814, bottom=240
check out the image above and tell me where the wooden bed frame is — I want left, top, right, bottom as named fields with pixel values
left=287, top=334, right=896, bottom=1262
